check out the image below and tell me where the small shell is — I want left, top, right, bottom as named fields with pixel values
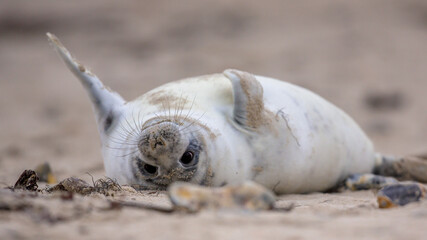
left=168, top=181, right=276, bottom=212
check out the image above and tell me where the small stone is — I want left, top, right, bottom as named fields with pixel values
left=377, top=182, right=426, bottom=208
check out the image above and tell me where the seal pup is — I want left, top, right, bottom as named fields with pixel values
left=47, top=33, right=378, bottom=194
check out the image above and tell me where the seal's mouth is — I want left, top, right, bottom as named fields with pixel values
left=136, top=158, right=160, bottom=178
left=142, top=163, right=158, bottom=175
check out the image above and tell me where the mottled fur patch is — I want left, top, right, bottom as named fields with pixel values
left=146, top=90, right=189, bottom=109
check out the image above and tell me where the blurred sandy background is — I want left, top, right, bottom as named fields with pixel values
left=1, top=0, right=427, bottom=239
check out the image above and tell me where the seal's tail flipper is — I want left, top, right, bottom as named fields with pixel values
left=345, top=173, right=426, bottom=208
left=374, top=153, right=427, bottom=183
left=345, top=154, right=427, bottom=208
left=47, top=33, right=125, bottom=136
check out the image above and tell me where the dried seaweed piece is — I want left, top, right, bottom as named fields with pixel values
left=377, top=182, right=426, bottom=208
left=13, top=170, right=39, bottom=191
left=48, top=177, right=123, bottom=196
left=168, top=181, right=276, bottom=212
left=48, top=177, right=94, bottom=195
left=93, top=178, right=122, bottom=196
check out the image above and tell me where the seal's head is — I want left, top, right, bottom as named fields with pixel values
left=102, top=112, right=214, bottom=190
left=127, top=117, right=208, bottom=189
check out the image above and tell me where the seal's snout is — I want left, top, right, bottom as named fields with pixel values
left=139, top=123, right=181, bottom=156
left=137, top=122, right=184, bottom=171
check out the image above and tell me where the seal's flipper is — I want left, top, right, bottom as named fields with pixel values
left=223, top=69, right=266, bottom=131
left=47, top=33, right=125, bottom=136
left=374, top=154, right=427, bottom=183
left=345, top=173, right=398, bottom=191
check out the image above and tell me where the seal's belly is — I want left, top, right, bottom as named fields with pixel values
left=255, top=77, right=375, bottom=193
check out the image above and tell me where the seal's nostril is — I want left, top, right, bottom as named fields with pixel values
left=148, top=134, right=166, bottom=150
left=143, top=163, right=158, bottom=175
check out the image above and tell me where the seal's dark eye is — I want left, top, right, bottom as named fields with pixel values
left=143, top=163, right=158, bottom=175
left=179, top=151, right=195, bottom=166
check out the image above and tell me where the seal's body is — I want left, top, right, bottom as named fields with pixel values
left=48, top=33, right=375, bottom=194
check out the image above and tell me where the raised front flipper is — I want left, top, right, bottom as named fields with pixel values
left=223, top=69, right=270, bottom=132
left=47, top=33, right=125, bottom=137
